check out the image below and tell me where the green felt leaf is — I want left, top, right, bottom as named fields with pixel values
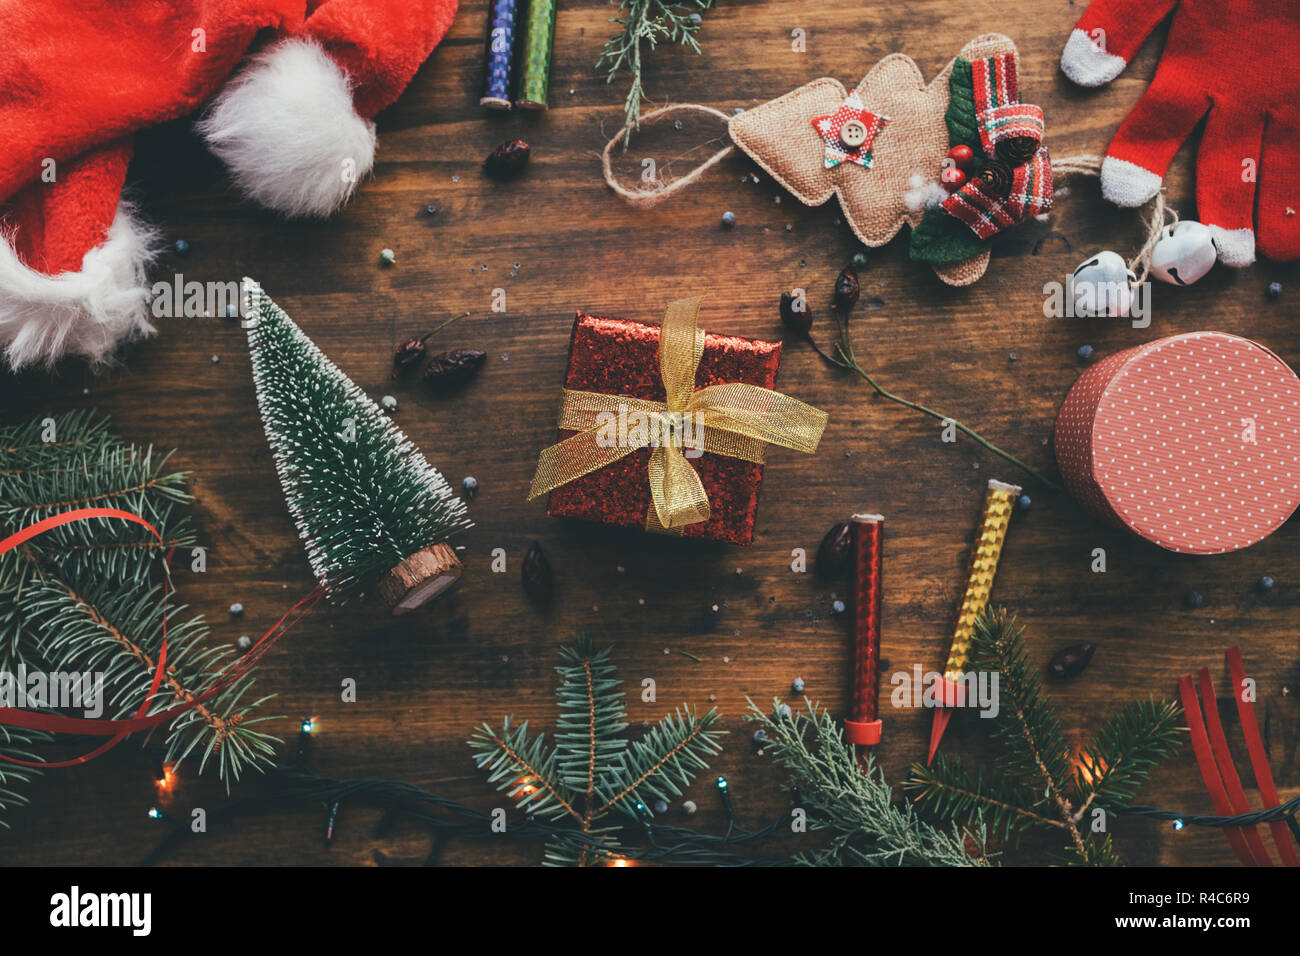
left=946, top=57, right=981, bottom=151
left=909, top=206, right=987, bottom=264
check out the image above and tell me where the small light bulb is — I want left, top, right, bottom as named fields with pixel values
left=301, top=717, right=314, bottom=733
left=1172, top=818, right=1185, bottom=831
left=716, top=775, right=728, bottom=791
left=148, top=807, right=163, bottom=820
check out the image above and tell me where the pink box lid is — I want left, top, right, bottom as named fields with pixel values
left=1055, top=331, right=1300, bottom=554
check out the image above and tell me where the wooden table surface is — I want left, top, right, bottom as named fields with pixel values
left=3, top=0, right=1297, bottom=867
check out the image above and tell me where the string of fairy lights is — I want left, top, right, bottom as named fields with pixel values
left=141, top=717, right=1300, bottom=865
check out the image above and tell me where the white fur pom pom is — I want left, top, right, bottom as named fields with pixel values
left=903, top=174, right=948, bottom=214
left=0, top=204, right=158, bottom=371
left=198, top=39, right=376, bottom=218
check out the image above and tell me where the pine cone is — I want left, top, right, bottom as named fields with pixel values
left=977, top=159, right=1014, bottom=197
left=994, top=137, right=1038, bottom=168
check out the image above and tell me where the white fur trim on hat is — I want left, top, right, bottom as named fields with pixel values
left=1100, top=156, right=1163, bottom=208
left=198, top=39, right=377, bottom=218
left=1061, top=29, right=1127, bottom=87
left=0, top=203, right=158, bottom=371
left=1205, top=225, right=1256, bottom=267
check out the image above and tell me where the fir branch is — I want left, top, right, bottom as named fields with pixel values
left=905, top=753, right=1060, bottom=842
left=748, top=697, right=986, bottom=866
left=598, top=0, right=715, bottom=147
left=905, top=608, right=1182, bottom=865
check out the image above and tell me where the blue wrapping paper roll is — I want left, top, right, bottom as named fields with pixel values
left=481, top=0, right=519, bottom=110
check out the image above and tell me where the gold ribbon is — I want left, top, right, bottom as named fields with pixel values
left=528, top=297, right=828, bottom=533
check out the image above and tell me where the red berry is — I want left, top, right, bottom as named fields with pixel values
left=940, top=166, right=967, bottom=191
left=947, top=144, right=976, bottom=170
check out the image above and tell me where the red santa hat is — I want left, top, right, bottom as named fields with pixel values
left=0, top=0, right=458, bottom=371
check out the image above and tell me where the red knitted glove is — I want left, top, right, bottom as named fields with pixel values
left=1061, top=0, right=1300, bottom=265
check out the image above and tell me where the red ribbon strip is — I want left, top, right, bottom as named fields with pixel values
left=1197, top=668, right=1273, bottom=866
left=1177, top=675, right=1256, bottom=866
left=0, top=508, right=322, bottom=767
left=1226, top=646, right=1299, bottom=867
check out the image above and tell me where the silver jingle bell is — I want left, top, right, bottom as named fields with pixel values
left=1071, top=250, right=1135, bottom=317
left=1150, top=220, right=1217, bottom=286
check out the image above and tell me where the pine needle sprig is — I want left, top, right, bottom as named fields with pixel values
left=746, top=697, right=986, bottom=866
left=903, top=608, right=1182, bottom=864
left=0, top=725, right=49, bottom=829
left=598, top=0, right=715, bottom=147
left=470, top=634, right=725, bottom=866
left=0, top=412, right=279, bottom=818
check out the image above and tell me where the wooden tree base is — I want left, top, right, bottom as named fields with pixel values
left=377, top=543, right=462, bottom=615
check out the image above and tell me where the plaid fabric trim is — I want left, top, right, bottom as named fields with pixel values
left=1006, top=147, right=1054, bottom=219
left=977, top=103, right=1044, bottom=156
left=941, top=179, right=1019, bottom=239
left=942, top=148, right=1054, bottom=239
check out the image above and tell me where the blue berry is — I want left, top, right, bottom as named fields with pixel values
left=852, top=251, right=868, bottom=268
left=652, top=799, right=669, bottom=815
left=688, top=12, right=702, bottom=26
left=1017, top=494, right=1031, bottom=511
left=752, top=729, right=768, bottom=743
left=462, top=476, right=478, bottom=497
left=791, top=677, right=805, bottom=694
left=831, top=599, right=846, bottom=614
left=1077, top=344, right=1094, bottom=360
left=380, top=395, right=398, bottom=411
left=776, top=703, right=792, bottom=719
left=721, top=211, right=736, bottom=227
left=1258, top=575, right=1275, bottom=591
left=173, top=239, right=190, bottom=256
left=682, top=800, right=697, bottom=815
left=229, top=602, right=244, bottom=616
left=379, top=248, right=396, bottom=265
left=1184, top=590, right=1204, bottom=609
left=1267, top=282, right=1283, bottom=299
left=237, top=635, right=252, bottom=650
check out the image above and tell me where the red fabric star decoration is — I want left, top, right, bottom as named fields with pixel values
left=811, top=91, right=888, bottom=169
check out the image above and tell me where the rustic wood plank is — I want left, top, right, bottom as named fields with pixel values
left=1, top=0, right=1297, bottom=866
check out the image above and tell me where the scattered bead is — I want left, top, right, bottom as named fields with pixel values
left=1076, top=344, right=1094, bottom=360
left=1258, top=575, right=1275, bottom=591
left=237, top=635, right=252, bottom=650
left=1184, top=590, right=1204, bottom=609
left=1008, top=351, right=1017, bottom=362
left=379, top=248, right=396, bottom=266
left=380, top=395, right=398, bottom=411
left=831, top=599, right=846, bottom=614
left=852, top=251, right=868, bottom=268
left=229, top=602, right=244, bottom=616
left=791, top=677, right=805, bottom=693
left=210, top=355, right=220, bottom=364
left=1017, top=494, right=1031, bottom=512
left=721, top=211, right=736, bottom=227
left=461, top=476, right=478, bottom=497
left=652, top=799, right=669, bottom=815
left=173, top=239, right=190, bottom=256
left=1267, top=281, right=1283, bottom=299
left=425, top=204, right=439, bottom=216
left=682, top=800, right=698, bottom=815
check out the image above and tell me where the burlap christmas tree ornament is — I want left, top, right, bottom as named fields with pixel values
left=603, top=33, right=1057, bottom=288
left=728, top=33, right=1020, bottom=286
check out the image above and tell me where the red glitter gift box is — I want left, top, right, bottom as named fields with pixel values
left=1055, top=331, right=1300, bottom=554
left=543, top=311, right=785, bottom=545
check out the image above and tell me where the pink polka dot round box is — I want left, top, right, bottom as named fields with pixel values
left=1054, top=332, right=1300, bottom=554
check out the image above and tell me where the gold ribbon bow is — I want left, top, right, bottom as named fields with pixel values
left=528, top=297, right=828, bottom=533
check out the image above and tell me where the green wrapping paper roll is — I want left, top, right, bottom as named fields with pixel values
left=515, top=0, right=557, bottom=110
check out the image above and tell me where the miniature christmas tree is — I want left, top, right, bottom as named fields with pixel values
left=470, top=634, right=725, bottom=866
left=242, top=279, right=471, bottom=612
left=0, top=411, right=279, bottom=822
